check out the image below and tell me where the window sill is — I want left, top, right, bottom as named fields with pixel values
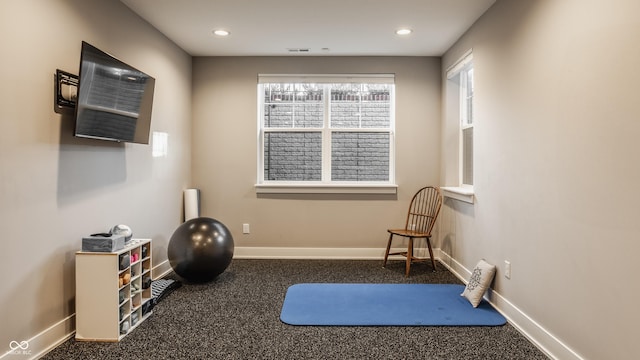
left=255, top=183, right=398, bottom=195
left=440, top=186, right=475, bottom=204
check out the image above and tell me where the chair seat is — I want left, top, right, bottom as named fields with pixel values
left=387, top=229, right=431, bottom=238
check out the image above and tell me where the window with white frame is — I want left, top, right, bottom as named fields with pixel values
left=447, top=52, right=474, bottom=188
left=257, top=74, right=395, bottom=191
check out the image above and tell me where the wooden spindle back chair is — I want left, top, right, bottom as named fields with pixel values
left=383, top=186, right=442, bottom=277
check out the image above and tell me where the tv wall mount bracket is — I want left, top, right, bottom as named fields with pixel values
left=56, top=69, right=78, bottom=108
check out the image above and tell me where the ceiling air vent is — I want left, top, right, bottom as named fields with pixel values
left=287, top=48, right=310, bottom=53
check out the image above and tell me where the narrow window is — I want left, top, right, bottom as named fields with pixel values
left=447, top=52, right=474, bottom=188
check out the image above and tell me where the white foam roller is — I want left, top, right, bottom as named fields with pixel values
left=184, top=188, right=200, bottom=221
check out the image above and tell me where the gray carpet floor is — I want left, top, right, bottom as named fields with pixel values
left=43, top=259, right=549, bottom=359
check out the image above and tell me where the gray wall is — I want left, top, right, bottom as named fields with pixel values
left=191, top=57, right=441, bottom=250
left=439, top=1, right=639, bottom=359
left=0, top=0, right=192, bottom=356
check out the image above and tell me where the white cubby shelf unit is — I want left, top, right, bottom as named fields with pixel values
left=75, top=239, right=153, bottom=341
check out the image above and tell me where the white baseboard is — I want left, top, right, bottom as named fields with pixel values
left=432, top=249, right=470, bottom=280
left=0, top=314, right=74, bottom=360
left=19, top=247, right=581, bottom=360
left=8, top=261, right=174, bottom=360
left=437, top=251, right=583, bottom=360
left=233, top=246, right=430, bottom=260
left=152, top=259, right=173, bottom=279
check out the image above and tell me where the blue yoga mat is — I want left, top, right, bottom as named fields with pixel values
left=280, top=283, right=506, bottom=326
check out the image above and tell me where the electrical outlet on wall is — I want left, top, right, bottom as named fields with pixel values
left=242, top=223, right=250, bottom=234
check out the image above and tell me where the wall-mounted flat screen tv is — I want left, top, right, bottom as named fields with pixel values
left=74, top=41, right=155, bottom=144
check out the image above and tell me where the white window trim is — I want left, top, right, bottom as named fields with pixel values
left=443, top=50, right=475, bottom=203
left=445, top=49, right=473, bottom=78
left=255, top=74, right=397, bottom=194
left=440, top=186, right=474, bottom=203
left=258, top=74, right=395, bottom=84
left=255, top=183, right=398, bottom=194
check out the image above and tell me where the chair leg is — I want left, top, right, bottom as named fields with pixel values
left=383, top=233, right=393, bottom=268
left=426, top=237, right=436, bottom=272
left=405, top=237, right=414, bottom=277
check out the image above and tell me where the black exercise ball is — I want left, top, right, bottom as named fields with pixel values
left=168, top=217, right=234, bottom=283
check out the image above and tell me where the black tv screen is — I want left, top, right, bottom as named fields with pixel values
left=74, top=41, right=155, bottom=144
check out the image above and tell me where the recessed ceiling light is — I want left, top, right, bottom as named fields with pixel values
left=396, top=28, right=412, bottom=35
left=213, top=29, right=230, bottom=36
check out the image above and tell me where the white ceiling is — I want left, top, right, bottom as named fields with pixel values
left=120, top=0, right=495, bottom=57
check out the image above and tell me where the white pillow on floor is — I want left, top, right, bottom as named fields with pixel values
left=461, top=259, right=496, bottom=308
